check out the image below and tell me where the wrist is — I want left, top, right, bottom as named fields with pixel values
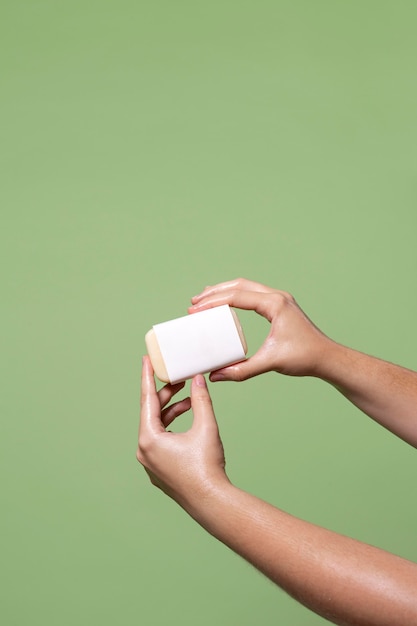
left=181, top=475, right=236, bottom=525
left=310, top=338, right=346, bottom=380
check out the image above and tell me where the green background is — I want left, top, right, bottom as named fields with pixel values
left=2, top=1, right=416, bottom=624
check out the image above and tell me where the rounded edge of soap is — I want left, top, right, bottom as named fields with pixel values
left=230, top=307, right=248, bottom=355
left=145, top=329, right=171, bottom=383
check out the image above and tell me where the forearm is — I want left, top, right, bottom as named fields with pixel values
left=316, top=341, right=417, bottom=447
left=186, top=482, right=417, bottom=626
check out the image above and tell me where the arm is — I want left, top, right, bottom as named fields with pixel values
left=137, top=358, right=417, bottom=626
left=195, top=486, right=417, bottom=626
left=189, top=278, right=417, bottom=448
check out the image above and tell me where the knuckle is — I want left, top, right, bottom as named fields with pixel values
left=194, top=393, right=210, bottom=405
left=233, top=368, right=247, bottom=382
left=281, top=290, right=295, bottom=302
left=270, top=291, right=294, bottom=314
left=194, top=394, right=213, bottom=411
left=137, top=435, right=153, bottom=456
left=270, top=292, right=285, bottom=309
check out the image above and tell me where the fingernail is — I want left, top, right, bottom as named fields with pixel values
left=210, top=373, right=225, bottom=382
left=194, top=374, right=206, bottom=387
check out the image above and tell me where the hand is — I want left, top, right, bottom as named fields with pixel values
left=189, top=278, right=332, bottom=381
left=137, top=356, right=228, bottom=508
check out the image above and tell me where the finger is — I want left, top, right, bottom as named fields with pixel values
left=161, top=397, right=191, bottom=428
left=140, top=355, right=165, bottom=436
left=190, top=375, right=218, bottom=432
left=189, top=289, right=275, bottom=321
left=191, top=278, right=274, bottom=304
left=158, top=381, right=186, bottom=409
left=209, top=349, right=271, bottom=382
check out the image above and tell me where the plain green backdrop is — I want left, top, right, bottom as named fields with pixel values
left=1, top=1, right=416, bottom=624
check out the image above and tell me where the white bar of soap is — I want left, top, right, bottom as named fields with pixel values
left=145, top=305, right=247, bottom=383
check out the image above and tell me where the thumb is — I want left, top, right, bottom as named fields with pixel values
left=209, top=351, right=270, bottom=382
left=191, top=374, right=217, bottom=431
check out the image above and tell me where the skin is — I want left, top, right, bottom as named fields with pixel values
left=137, top=277, right=417, bottom=625
left=189, top=278, right=417, bottom=448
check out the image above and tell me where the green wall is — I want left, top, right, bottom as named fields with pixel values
left=2, top=2, right=417, bottom=624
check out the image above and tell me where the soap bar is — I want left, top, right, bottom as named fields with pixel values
left=145, top=305, right=247, bottom=384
